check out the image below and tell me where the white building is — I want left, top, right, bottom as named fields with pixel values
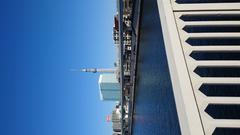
left=98, top=74, right=121, bottom=101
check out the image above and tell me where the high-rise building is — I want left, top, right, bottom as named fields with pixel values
left=107, top=104, right=122, bottom=133
left=98, top=74, right=121, bottom=101
left=112, top=106, right=121, bottom=132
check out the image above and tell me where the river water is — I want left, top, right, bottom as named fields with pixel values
left=132, top=0, right=181, bottom=134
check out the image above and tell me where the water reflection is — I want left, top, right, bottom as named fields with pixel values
left=132, top=0, right=181, bottom=134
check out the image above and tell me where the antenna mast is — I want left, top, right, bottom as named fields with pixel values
left=72, top=68, right=116, bottom=73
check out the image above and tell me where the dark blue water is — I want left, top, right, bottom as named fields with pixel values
left=132, top=0, right=181, bottom=134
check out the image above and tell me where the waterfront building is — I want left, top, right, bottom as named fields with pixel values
left=111, top=106, right=121, bottom=132
left=109, top=103, right=122, bottom=133
left=99, top=74, right=121, bottom=101
left=106, top=103, right=122, bottom=134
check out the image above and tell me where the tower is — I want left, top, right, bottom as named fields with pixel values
left=80, top=68, right=116, bottom=73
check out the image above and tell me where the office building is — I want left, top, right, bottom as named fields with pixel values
left=99, top=74, right=121, bottom=101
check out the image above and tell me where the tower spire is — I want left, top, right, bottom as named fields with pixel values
left=71, top=68, right=116, bottom=73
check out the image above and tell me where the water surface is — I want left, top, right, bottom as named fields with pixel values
left=132, top=0, right=181, bottom=134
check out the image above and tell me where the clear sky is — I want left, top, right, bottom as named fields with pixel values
left=0, top=0, right=116, bottom=135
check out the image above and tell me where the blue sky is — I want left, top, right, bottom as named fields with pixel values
left=0, top=0, right=116, bottom=135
